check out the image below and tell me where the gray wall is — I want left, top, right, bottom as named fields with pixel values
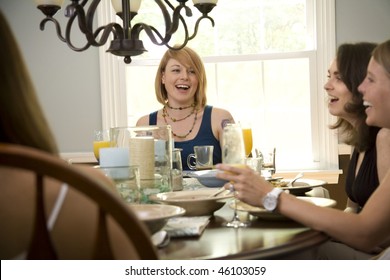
left=1, top=0, right=389, bottom=154
left=0, top=0, right=102, bottom=153
left=336, top=0, right=390, bottom=44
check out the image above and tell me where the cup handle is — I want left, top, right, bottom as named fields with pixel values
left=187, top=154, right=197, bottom=170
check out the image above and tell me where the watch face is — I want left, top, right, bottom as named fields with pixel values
left=264, top=195, right=277, bottom=211
left=263, top=188, right=283, bottom=211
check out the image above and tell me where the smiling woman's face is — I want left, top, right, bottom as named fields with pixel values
left=162, top=58, right=199, bottom=105
left=324, top=59, right=355, bottom=123
left=359, top=58, right=390, bottom=128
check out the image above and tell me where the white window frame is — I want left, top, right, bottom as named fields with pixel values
left=97, top=0, right=339, bottom=174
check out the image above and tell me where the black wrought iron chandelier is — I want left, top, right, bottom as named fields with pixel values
left=35, top=0, right=218, bottom=63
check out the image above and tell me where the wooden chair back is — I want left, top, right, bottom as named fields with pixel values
left=0, top=144, right=158, bottom=259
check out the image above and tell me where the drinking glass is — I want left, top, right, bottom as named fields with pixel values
left=222, top=123, right=250, bottom=228
left=111, top=125, right=173, bottom=203
left=101, top=165, right=141, bottom=204
left=246, top=156, right=263, bottom=174
left=93, top=129, right=111, bottom=163
left=261, top=147, right=276, bottom=178
left=172, top=148, right=183, bottom=191
left=240, top=122, right=253, bottom=158
left=187, top=145, right=214, bottom=170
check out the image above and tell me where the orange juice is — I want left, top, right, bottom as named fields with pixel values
left=224, top=163, right=247, bottom=175
left=242, top=128, right=253, bottom=157
left=93, top=140, right=111, bottom=161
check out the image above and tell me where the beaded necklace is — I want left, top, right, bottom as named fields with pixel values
left=162, top=106, right=198, bottom=139
left=166, top=102, right=195, bottom=110
left=162, top=105, right=196, bottom=122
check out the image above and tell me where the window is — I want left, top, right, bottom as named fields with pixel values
left=98, top=0, right=337, bottom=171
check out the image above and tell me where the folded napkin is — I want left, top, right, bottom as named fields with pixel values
left=163, top=216, right=211, bottom=237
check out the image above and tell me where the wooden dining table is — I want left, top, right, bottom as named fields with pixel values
left=157, top=181, right=330, bottom=260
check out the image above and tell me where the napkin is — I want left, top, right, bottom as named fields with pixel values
left=163, top=216, right=211, bottom=237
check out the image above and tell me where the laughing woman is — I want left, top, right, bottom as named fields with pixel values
left=137, top=46, right=234, bottom=170
left=325, top=42, right=390, bottom=215
left=216, top=40, right=390, bottom=259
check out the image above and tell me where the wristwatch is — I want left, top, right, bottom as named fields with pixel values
left=262, top=188, right=283, bottom=212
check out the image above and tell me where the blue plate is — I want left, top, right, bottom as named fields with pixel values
left=183, top=170, right=228, bottom=188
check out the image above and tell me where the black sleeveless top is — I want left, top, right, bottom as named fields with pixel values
left=149, top=105, right=222, bottom=170
left=345, top=146, right=379, bottom=210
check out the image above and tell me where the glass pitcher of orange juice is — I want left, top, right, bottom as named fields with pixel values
left=93, top=129, right=111, bottom=163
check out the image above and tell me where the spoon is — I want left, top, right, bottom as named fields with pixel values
left=209, top=186, right=228, bottom=198
left=288, top=172, right=304, bottom=187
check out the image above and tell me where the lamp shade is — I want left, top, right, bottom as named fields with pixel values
left=193, top=0, right=218, bottom=4
left=111, top=0, right=142, bottom=13
left=34, top=0, right=64, bottom=6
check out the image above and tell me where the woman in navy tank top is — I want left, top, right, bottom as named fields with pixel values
left=137, top=46, right=235, bottom=170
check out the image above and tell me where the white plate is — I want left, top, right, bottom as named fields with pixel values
left=183, top=170, right=228, bottom=188
left=150, top=189, right=234, bottom=216
left=129, top=204, right=185, bottom=233
left=234, top=197, right=337, bottom=220
left=274, top=178, right=327, bottom=195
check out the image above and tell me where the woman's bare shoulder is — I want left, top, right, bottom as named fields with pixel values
left=377, top=128, right=390, bottom=140
left=376, top=128, right=390, bottom=150
left=136, top=114, right=149, bottom=126
left=210, top=106, right=234, bottom=121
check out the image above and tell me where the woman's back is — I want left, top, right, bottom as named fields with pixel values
left=0, top=162, right=155, bottom=259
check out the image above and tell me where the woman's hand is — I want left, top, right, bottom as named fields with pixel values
left=215, top=163, right=274, bottom=208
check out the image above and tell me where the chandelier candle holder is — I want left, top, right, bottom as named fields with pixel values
left=35, top=0, right=218, bottom=63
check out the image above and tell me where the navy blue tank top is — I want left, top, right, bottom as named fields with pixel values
left=149, top=105, right=222, bottom=170
left=345, top=146, right=379, bottom=210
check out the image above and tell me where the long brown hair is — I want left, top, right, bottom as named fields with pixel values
left=330, top=42, right=379, bottom=151
left=0, top=11, right=58, bottom=154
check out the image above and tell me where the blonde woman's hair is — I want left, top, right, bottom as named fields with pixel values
left=155, top=46, right=207, bottom=107
left=372, top=40, right=390, bottom=78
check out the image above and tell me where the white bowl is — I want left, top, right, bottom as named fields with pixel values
left=184, top=170, right=228, bottom=188
left=149, top=189, right=233, bottom=216
left=129, top=204, right=185, bottom=233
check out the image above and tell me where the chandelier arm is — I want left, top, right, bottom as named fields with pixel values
left=131, top=23, right=170, bottom=46
left=168, top=4, right=192, bottom=35
left=93, top=23, right=124, bottom=47
left=131, top=18, right=191, bottom=50
left=64, top=1, right=120, bottom=50
left=72, top=4, right=96, bottom=43
left=131, top=0, right=174, bottom=46
left=163, top=11, right=191, bottom=49
left=162, top=0, right=192, bottom=47
left=85, top=0, right=102, bottom=36
left=64, top=13, right=92, bottom=52
left=39, top=17, right=66, bottom=43
left=131, top=0, right=192, bottom=47
left=188, top=15, right=215, bottom=40
left=155, top=0, right=173, bottom=34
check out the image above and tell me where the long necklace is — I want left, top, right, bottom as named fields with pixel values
left=162, top=105, right=195, bottom=122
left=166, top=102, right=195, bottom=110
left=162, top=107, right=198, bottom=139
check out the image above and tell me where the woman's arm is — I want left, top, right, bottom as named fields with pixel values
left=216, top=163, right=390, bottom=253
left=376, top=128, right=390, bottom=181
left=210, top=107, right=235, bottom=141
